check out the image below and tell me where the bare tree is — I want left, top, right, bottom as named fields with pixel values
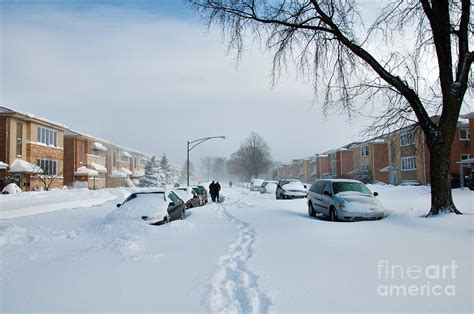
left=228, top=132, right=272, bottom=181
left=189, top=0, right=473, bottom=215
left=34, top=157, right=63, bottom=191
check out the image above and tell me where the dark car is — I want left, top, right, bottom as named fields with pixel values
left=115, top=190, right=186, bottom=225
left=191, top=185, right=208, bottom=206
left=174, top=187, right=201, bottom=208
left=276, top=179, right=307, bottom=199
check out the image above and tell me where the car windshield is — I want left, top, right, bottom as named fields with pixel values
left=332, top=182, right=372, bottom=196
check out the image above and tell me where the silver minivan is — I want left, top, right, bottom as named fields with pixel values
left=307, top=179, right=384, bottom=221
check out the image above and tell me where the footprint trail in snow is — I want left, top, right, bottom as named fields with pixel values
left=209, top=198, right=271, bottom=314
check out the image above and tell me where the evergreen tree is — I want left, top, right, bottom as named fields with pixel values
left=158, top=154, right=172, bottom=187
left=139, top=156, right=160, bottom=187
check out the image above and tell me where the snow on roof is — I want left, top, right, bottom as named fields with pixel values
left=91, top=163, right=107, bottom=173
left=92, top=142, right=108, bottom=151
left=75, top=167, right=99, bottom=176
left=121, top=151, right=132, bottom=158
left=120, top=167, right=133, bottom=175
left=0, top=161, right=8, bottom=169
left=132, top=170, right=145, bottom=178
left=8, top=159, right=43, bottom=173
left=110, top=170, right=127, bottom=178
left=0, top=106, right=68, bottom=129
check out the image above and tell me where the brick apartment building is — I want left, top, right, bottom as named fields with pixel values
left=0, top=107, right=67, bottom=191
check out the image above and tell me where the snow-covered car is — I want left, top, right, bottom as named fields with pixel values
left=190, top=185, right=208, bottom=206
left=276, top=179, right=307, bottom=199
left=114, top=190, right=186, bottom=225
left=260, top=180, right=278, bottom=194
left=307, top=179, right=384, bottom=221
left=174, top=187, right=201, bottom=208
left=2, top=183, right=22, bottom=194
left=249, top=179, right=265, bottom=191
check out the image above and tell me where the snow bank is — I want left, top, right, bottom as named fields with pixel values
left=0, top=188, right=128, bottom=219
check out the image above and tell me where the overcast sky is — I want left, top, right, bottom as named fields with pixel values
left=1, top=0, right=413, bottom=166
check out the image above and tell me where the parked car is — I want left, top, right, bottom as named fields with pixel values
left=174, top=187, right=201, bottom=208
left=249, top=179, right=265, bottom=191
left=114, top=190, right=186, bottom=225
left=190, top=185, right=208, bottom=206
left=260, top=180, right=278, bottom=194
left=307, top=179, right=384, bottom=221
left=2, top=183, right=22, bottom=194
left=276, top=179, right=307, bottom=199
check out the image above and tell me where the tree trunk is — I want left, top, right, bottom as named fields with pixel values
left=426, top=136, right=462, bottom=216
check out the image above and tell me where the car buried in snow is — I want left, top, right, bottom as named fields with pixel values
left=307, top=179, right=384, bottom=221
left=190, top=185, right=208, bottom=206
left=114, top=190, right=186, bottom=225
left=260, top=180, right=278, bottom=194
left=275, top=179, right=307, bottom=199
left=173, top=186, right=201, bottom=208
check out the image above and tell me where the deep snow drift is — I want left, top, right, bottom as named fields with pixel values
left=0, top=184, right=472, bottom=312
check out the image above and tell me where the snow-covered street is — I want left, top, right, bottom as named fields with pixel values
left=1, top=186, right=473, bottom=312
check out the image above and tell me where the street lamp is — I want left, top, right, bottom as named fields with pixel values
left=187, top=136, right=226, bottom=186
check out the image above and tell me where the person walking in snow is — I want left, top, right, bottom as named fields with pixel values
left=209, top=181, right=217, bottom=202
left=215, top=181, right=221, bottom=202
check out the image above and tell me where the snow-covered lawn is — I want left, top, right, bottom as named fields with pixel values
left=0, top=185, right=472, bottom=312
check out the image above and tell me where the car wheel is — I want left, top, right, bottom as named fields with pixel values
left=329, top=208, right=337, bottom=222
left=308, top=202, right=316, bottom=217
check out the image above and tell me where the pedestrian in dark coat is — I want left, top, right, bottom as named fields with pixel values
left=209, top=181, right=217, bottom=202
left=215, top=181, right=221, bottom=202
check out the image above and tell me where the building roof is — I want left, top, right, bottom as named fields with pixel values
left=0, top=106, right=68, bottom=130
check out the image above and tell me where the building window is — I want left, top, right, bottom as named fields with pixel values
left=16, top=122, right=23, bottom=156
left=460, top=154, right=471, bottom=161
left=37, top=159, right=58, bottom=176
left=139, top=159, right=147, bottom=166
left=361, top=164, right=369, bottom=172
left=361, top=145, right=369, bottom=157
left=400, top=132, right=415, bottom=147
left=459, top=128, right=470, bottom=141
left=120, top=155, right=129, bottom=162
left=112, top=151, right=117, bottom=166
left=79, top=142, right=84, bottom=163
left=91, top=148, right=103, bottom=157
left=401, top=156, right=417, bottom=171
left=37, top=126, right=58, bottom=146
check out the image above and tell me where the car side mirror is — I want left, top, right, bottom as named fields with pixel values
left=168, top=202, right=175, bottom=207
left=373, top=192, right=379, bottom=197
left=116, top=204, right=121, bottom=208
left=323, top=191, right=332, bottom=196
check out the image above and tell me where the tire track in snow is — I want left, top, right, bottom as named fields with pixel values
left=209, top=201, right=271, bottom=314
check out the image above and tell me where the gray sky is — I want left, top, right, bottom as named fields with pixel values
left=1, top=2, right=380, bottom=166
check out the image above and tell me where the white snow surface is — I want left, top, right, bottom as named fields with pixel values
left=8, top=159, right=43, bottom=173
left=0, top=185, right=472, bottom=312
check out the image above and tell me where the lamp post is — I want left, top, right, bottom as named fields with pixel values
left=187, top=136, right=226, bottom=186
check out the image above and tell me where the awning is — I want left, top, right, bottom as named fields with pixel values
left=110, top=170, right=127, bottom=178
left=91, top=162, right=107, bottom=173
left=132, top=170, right=144, bottom=178
left=120, top=167, right=133, bottom=175
left=92, top=142, right=108, bottom=151
left=75, top=166, right=99, bottom=176
left=122, top=151, right=132, bottom=158
left=0, top=161, right=8, bottom=169
left=8, top=159, right=43, bottom=173
left=380, top=165, right=397, bottom=172
left=456, top=157, right=474, bottom=164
